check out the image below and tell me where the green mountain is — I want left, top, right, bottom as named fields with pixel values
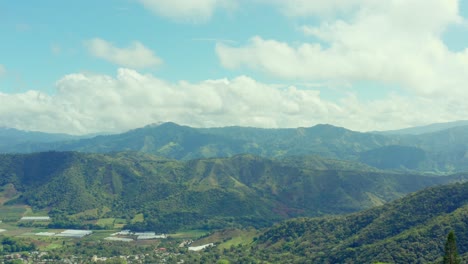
left=246, top=181, right=468, bottom=263
left=1, top=151, right=467, bottom=232
left=3, top=122, right=468, bottom=172
left=0, top=122, right=397, bottom=162
left=0, top=123, right=250, bottom=159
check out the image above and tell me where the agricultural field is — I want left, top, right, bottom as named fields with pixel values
left=168, top=229, right=209, bottom=239
left=0, top=206, right=26, bottom=221
left=218, top=228, right=258, bottom=249
left=0, top=214, right=208, bottom=245
left=183, top=228, right=258, bottom=248
left=95, top=218, right=115, bottom=228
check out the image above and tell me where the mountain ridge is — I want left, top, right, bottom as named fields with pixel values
left=2, top=122, right=468, bottom=172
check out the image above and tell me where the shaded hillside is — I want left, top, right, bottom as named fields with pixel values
left=247, top=181, right=468, bottom=263
left=359, top=145, right=427, bottom=170
left=1, top=152, right=467, bottom=232
left=405, top=125, right=468, bottom=172
left=366, top=126, right=468, bottom=172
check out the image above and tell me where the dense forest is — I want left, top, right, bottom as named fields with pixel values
left=188, top=182, right=468, bottom=263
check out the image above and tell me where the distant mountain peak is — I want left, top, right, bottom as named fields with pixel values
left=309, top=123, right=348, bottom=130
left=145, top=122, right=181, bottom=128
left=145, top=122, right=165, bottom=127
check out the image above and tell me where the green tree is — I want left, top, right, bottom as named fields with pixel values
left=443, top=231, right=460, bottom=264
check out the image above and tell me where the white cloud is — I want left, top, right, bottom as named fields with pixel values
left=84, top=38, right=162, bottom=69
left=0, top=69, right=467, bottom=135
left=138, top=0, right=236, bottom=22
left=217, top=0, right=468, bottom=97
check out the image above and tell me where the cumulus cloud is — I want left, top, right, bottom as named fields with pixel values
left=217, top=0, right=468, bottom=97
left=85, top=38, right=162, bottom=69
left=0, top=69, right=467, bottom=135
left=138, top=0, right=236, bottom=22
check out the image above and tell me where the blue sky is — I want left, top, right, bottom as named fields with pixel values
left=1, top=0, right=468, bottom=134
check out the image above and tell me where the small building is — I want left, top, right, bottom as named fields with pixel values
left=111, top=230, right=131, bottom=236
left=188, top=243, right=214, bottom=251
left=35, top=232, right=56, bottom=236
left=105, top=237, right=133, bottom=242
left=20, top=216, right=51, bottom=221
left=133, top=232, right=155, bottom=236
left=136, top=233, right=167, bottom=240
left=55, top=230, right=92, bottom=238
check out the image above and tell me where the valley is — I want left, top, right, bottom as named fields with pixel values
left=1, top=122, right=468, bottom=263
left=4, top=1, right=468, bottom=262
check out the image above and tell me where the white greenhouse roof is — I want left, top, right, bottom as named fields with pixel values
left=20, top=216, right=51, bottom=221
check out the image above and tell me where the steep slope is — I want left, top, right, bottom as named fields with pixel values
left=1, top=152, right=467, bottom=232
left=251, top=181, right=468, bottom=263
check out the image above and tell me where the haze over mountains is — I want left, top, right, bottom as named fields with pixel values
left=377, top=120, right=468, bottom=135
left=2, top=121, right=468, bottom=173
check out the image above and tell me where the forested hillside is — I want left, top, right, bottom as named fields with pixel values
left=214, top=182, right=468, bottom=263
left=1, top=151, right=466, bottom=232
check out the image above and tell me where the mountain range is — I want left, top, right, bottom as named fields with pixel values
left=2, top=121, right=468, bottom=173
